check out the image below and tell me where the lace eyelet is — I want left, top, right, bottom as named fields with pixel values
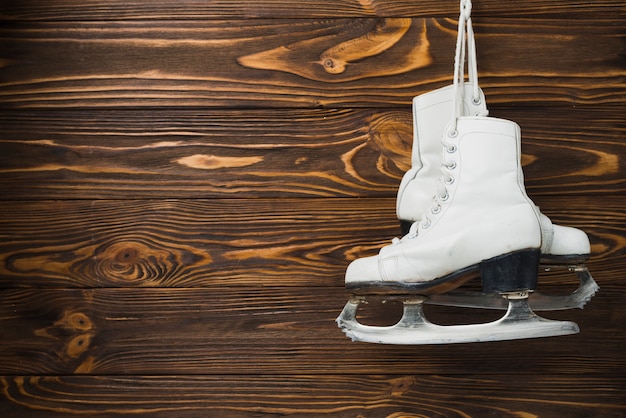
left=472, top=96, right=482, bottom=105
left=431, top=205, right=441, bottom=214
left=439, top=192, right=449, bottom=201
left=421, top=219, right=431, bottom=229
left=444, top=176, right=455, bottom=185
left=446, top=144, right=457, bottom=153
left=447, top=130, right=458, bottom=138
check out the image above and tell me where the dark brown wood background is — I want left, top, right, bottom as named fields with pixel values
left=1, top=1, right=625, bottom=416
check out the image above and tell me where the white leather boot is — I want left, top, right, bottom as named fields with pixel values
left=346, top=116, right=543, bottom=292
left=395, top=5, right=590, bottom=261
left=396, top=86, right=590, bottom=261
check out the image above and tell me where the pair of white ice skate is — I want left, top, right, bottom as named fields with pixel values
left=336, top=0, right=598, bottom=344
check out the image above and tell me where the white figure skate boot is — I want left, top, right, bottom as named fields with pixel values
left=337, top=117, right=580, bottom=344
left=394, top=0, right=596, bottom=311
left=397, top=86, right=597, bottom=312
left=348, top=116, right=542, bottom=290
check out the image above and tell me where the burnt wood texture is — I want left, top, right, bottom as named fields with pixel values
left=1, top=0, right=625, bottom=416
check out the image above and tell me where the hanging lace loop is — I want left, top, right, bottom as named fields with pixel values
left=465, top=3, right=480, bottom=103
left=422, top=0, right=475, bottom=233
left=397, top=0, right=484, bottom=242
left=451, top=0, right=481, bottom=133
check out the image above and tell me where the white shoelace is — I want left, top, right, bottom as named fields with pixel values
left=393, top=0, right=485, bottom=245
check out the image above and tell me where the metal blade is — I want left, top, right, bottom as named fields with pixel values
left=427, top=265, right=599, bottom=311
left=336, top=295, right=579, bottom=345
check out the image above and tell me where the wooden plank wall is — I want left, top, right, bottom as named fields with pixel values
left=1, top=1, right=625, bottom=416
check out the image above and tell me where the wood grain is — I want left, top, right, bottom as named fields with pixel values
left=0, top=1, right=624, bottom=416
left=0, top=197, right=623, bottom=288
left=0, top=287, right=623, bottom=376
left=1, top=18, right=623, bottom=108
left=1, top=375, right=624, bottom=417
left=0, top=108, right=405, bottom=199
left=0, top=107, right=623, bottom=199
left=2, top=0, right=624, bottom=19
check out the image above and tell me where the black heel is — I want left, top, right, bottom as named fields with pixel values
left=480, top=249, right=540, bottom=294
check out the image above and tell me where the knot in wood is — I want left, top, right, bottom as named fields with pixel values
left=322, top=57, right=345, bottom=74
left=55, top=310, right=94, bottom=332
left=66, top=332, right=95, bottom=358
left=115, top=246, right=139, bottom=263
left=389, top=376, right=415, bottom=397
left=368, top=111, right=413, bottom=172
left=97, top=240, right=169, bottom=284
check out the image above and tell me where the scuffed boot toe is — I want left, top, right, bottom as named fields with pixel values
left=345, top=255, right=383, bottom=288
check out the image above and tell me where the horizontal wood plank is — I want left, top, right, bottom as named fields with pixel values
left=0, top=198, right=368, bottom=288
left=0, top=108, right=405, bottom=199
left=0, top=286, right=622, bottom=375
left=1, top=374, right=624, bottom=417
left=0, top=107, right=623, bottom=199
left=2, top=0, right=624, bottom=19
left=0, top=197, right=623, bottom=288
left=1, top=18, right=623, bottom=108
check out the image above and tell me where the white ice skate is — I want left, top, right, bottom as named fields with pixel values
left=337, top=0, right=585, bottom=344
left=337, top=116, right=580, bottom=344
left=393, top=1, right=597, bottom=312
